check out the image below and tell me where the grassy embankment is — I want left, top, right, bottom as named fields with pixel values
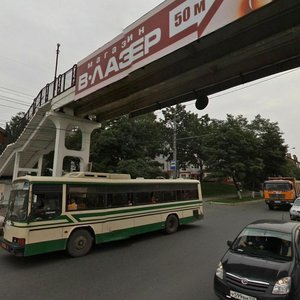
left=201, top=182, right=263, bottom=203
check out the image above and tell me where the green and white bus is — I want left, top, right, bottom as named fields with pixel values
left=0, top=172, right=203, bottom=257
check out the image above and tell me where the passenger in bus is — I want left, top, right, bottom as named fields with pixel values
left=68, top=199, right=78, bottom=211
left=150, top=193, right=156, bottom=203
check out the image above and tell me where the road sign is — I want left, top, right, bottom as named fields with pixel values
left=170, top=160, right=176, bottom=171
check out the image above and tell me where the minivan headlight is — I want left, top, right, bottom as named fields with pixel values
left=215, top=262, right=223, bottom=280
left=272, top=277, right=291, bottom=295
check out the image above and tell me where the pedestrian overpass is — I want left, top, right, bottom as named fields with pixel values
left=0, top=0, right=299, bottom=183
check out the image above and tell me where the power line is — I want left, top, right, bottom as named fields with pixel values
left=0, top=95, right=31, bottom=107
left=0, top=86, right=34, bottom=98
left=0, top=103, right=26, bottom=110
left=0, top=66, right=298, bottom=141
left=185, top=67, right=300, bottom=107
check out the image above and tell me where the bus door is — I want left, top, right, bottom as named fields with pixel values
left=26, top=184, right=63, bottom=255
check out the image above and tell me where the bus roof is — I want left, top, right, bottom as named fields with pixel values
left=14, top=173, right=200, bottom=185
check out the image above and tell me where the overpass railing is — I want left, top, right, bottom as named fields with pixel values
left=24, top=64, right=77, bottom=121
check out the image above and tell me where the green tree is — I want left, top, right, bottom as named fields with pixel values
left=160, top=104, right=211, bottom=180
left=4, top=112, right=27, bottom=144
left=183, top=114, right=212, bottom=181
left=116, top=159, right=163, bottom=178
left=278, top=157, right=300, bottom=179
left=0, top=112, right=27, bottom=154
left=90, top=113, right=164, bottom=178
left=205, top=115, right=264, bottom=196
left=249, top=115, right=287, bottom=180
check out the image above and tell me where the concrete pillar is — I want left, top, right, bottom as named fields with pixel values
left=47, top=111, right=101, bottom=177
left=13, top=152, right=21, bottom=181
left=12, top=152, right=44, bottom=180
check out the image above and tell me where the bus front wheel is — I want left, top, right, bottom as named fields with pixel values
left=67, top=229, right=93, bottom=257
left=165, top=215, right=179, bottom=234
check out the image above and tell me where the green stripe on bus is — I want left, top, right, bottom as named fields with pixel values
left=25, top=239, right=67, bottom=256
left=24, top=215, right=201, bottom=256
left=72, top=200, right=202, bottom=220
left=11, top=215, right=74, bottom=229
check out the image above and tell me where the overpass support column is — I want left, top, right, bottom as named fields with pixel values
left=13, top=152, right=21, bottom=180
left=47, top=112, right=101, bottom=177
left=12, top=152, right=44, bottom=180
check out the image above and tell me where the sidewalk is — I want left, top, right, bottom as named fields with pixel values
left=203, top=193, right=264, bottom=205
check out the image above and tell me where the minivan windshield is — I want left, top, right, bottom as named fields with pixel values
left=231, top=228, right=293, bottom=261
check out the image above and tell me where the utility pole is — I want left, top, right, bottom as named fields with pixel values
left=53, top=43, right=60, bottom=96
left=172, top=114, right=177, bottom=179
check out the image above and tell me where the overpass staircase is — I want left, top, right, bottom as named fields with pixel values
left=0, top=65, right=100, bottom=180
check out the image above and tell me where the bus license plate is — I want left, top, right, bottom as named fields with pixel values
left=230, top=290, right=257, bottom=300
left=1, top=242, right=8, bottom=250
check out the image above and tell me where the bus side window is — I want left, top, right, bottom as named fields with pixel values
left=110, top=193, right=128, bottom=207
left=133, top=192, right=149, bottom=205
left=163, top=191, right=176, bottom=202
left=86, top=193, right=106, bottom=209
left=31, top=193, right=61, bottom=219
left=155, top=191, right=164, bottom=203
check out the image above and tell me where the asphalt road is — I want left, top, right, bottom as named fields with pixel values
left=0, top=200, right=290, bottom=300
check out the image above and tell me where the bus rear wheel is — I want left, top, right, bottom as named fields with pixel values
left=165, top=215, right=179, bottom=234
left=67, top=229, right=93, bottom=257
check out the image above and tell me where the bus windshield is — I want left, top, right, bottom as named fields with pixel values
left=6, top=181, right=30, bottom=222
left=7, top=189, right=29, bottom=221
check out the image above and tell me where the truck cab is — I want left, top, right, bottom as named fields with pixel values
left=263, top=178, right=296, bottom=210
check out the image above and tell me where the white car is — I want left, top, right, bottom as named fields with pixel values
left=289, top=197, right=300, bottom=220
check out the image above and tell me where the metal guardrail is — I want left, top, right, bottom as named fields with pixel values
left=24, top=64, right=77, bottom=121
left=0, top=65, right=77, bottom=153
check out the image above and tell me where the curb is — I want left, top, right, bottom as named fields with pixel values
left=205, top=199, right=264, bottom=205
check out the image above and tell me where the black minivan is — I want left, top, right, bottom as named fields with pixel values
left=214, top=220, right=300, bottom=300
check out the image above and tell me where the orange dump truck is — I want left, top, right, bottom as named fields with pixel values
left=263, top=177, right=300, bottom=209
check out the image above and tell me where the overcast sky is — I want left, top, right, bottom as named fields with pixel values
left=0, top=0, right=299, bottom=158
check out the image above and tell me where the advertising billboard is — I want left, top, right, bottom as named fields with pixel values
left=75, top=0, right=273, bottom=100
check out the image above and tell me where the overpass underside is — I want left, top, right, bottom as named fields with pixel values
left=70, top=0, right=300, bottom=120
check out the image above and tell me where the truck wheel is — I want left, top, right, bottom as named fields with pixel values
left=67, top=229, right=93, bottom=257
left=165, top=215, right=179, bottom=234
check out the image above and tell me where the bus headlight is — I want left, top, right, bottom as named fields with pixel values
left=272, top=277, right=291, bottom=295
left=215, top=262, right=223, bottom=280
